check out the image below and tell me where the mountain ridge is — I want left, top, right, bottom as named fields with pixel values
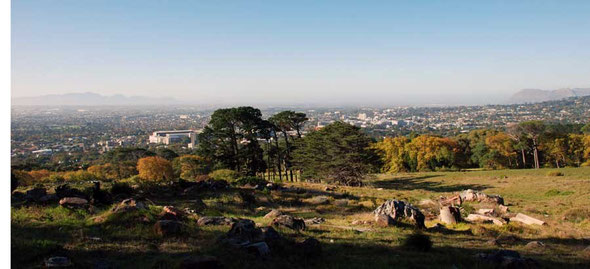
left=509, top=88, right=590, bottom=104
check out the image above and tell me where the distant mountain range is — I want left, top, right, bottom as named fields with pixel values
left=12, top=92, right=179, bottom=106
left=509, top=88, right=590, bottom=104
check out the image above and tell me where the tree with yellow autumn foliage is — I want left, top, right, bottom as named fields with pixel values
left=137, top=156, right=174, bottom=182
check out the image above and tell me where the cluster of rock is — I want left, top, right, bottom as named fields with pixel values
left=436, top=189, right=545, bottom=227
left=13, top=182, right=114, bottom=210
left=373, top=199, right=426, bottom=229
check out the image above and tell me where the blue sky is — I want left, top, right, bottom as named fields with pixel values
left=12, top=1, right=590, bottom=105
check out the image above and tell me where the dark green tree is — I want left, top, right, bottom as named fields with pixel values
left=293, top=122, right=377, bottom=186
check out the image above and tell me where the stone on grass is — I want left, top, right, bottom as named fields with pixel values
left=305, top=217, right=326, bottom=225
left=45, top=256, right=72, bottom=267
left=439, top=195, right=462, bottom=206
left=460, top=189, right=504, bottom=205
left=197, top=216, right=236, bottom=226
left=179, top=255, right=220, bottom=269
left=39, top=194, right=59, bottom=203
left=466, top=214, right=505, bottom=226
left=525, top=241, right=545, bottom=249
left=334, top=199, right=349, bottom=207
left=305, top=196, right=330, bottom=205
left=244, top=242, right=270, bottom=256
left=59, top=197, right=88, bottom=207
left=153, top=220, right=182, bottom=236
left=272, top=215, right=306, bottom=231
left=111, top=198, right=146, bottom=213
left=510, top=213, right=545, bottom=226
left=226, top=219, right=264, bottom=244
left=264, top=209, right=284, bottom=219
left=477, top=208, right=494, bottom=215
left=373, top=199, right=426, bottom=229
left=439, top=206, right=461, bottom=224
left=375, top=214, right=395, bottom=227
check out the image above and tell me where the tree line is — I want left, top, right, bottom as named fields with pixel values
left=373, top=121, right=590, bottom=172
left=12, top=107, right=590, bottom=187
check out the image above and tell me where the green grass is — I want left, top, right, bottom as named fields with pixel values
left=11, top=167, right=590, bottom=268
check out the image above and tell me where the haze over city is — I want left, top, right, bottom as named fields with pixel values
left=12, top=1, right=590, bottom=106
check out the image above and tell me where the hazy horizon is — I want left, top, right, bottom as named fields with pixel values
left=12, top=1, right=590, bottom=105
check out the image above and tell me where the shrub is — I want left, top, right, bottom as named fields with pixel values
left=544, top=189, right=574, bottom=196
left=208, top=169, right=239, bottom=182
left=546, top=171, right=564, bottom=177
left=402, top=233, right=432, bottom=252
left=137, top=156, right=174, bottom=182
left=234, top=176, right=267, bottom=186
left=110, top=182, right=134, bottom=196
left=63, top=170, right=99, bottom=182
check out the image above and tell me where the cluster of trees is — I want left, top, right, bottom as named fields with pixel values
left=374, top=121, right=590, bottom=172
left=196, top=107, right=308, bottom=181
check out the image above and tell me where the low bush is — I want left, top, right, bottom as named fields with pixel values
left=402, top=233, right=432, bottom=252
left=546, top=171, right=564, bottom=177
left=110, top=182, right=134, bottom=196
left=208, top=169, right=239, bottom=182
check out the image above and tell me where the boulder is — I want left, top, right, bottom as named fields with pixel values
left=477, top=208, right=494, bottom=215
left=375, top=214, right=395, bottom=227
left=179, top=256, right=221, bottom=269
left=39, top=194, right=59, bottom=203
left=25, top=187, right=47, bottom=202
left=498, top=205, right=510, bottom=214
left=439, top=206, right=461, bottom=224
left=373, top=199, right=426, bottom=229
left=197, top=216, right=236, bottom=226
left=510, top=213, right=545, bottom=226
left=226, top=219, right=264, bottom=244
left=264, top=209, right=284, bottom=219
left=45, top=256, right=72, bottom=267
left=244, top=242, right=270, bottom=256
left=460, top=189, right=504, bottom=205
left=272, top=215, right=306, bottom=231
left=111, top=198, right=146, bottom=213
left=466, top=214, right=505, bottom=226
left=261, top=226, right=281, bottom=242
left=161, top=206, right=184, bottom=219
left=153, top=220, right=182, bottom=236
left=525, top=241, right=545, bottom=249
left=59, top=197, right=89, bottom=207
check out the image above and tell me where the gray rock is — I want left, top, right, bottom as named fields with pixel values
left=197, top=216, right=236, bottom=226
left=525, top=241, right=545, bottom=249
left=460, top=189, right=504, bottom=205
left=45, top=256, right=72, bottom=267
left=373, top=199, right=426, bottom=229
left=244, top=242, right=270, bottom=256
left=375, top=214, right=394, bottom=227
left=59, top=197, right=88, bottom=207
left=264, top=209, right=284, bottom=219
left=272, top=215, right=306, bottom=231
left=39, top=194, right=59, bottom=203
left=305, top=217, right=326, bottom=225
left=111, top=198, right=146, bottom=213
left=439, top=206, right=461, bottom=224
left=226, top=219, right=264, bottom=244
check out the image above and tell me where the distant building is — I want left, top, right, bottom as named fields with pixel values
left=148, top=130, right=201, bottom=148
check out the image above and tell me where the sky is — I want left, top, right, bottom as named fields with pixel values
left=11, top=0, right=590, bottom=106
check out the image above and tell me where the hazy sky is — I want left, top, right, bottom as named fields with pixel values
left=12, top=1, right=590, bottom=105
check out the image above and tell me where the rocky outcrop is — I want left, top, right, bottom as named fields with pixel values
left=510, top=213, right=545, bottom=226
left=59, top=197, right=89, bottom=207
left=264, top=209, right=284, bottom=219
left=373, top=199, right=425, bottom=229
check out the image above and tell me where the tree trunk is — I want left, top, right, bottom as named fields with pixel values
left=533, top=146, right=540, bottom=169
left=282, top=131, right=293, bottom=182
left=521, top=149, right=526, bottom=168
left=273, top=133, right=282, bottom=181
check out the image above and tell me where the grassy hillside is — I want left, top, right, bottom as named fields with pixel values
left=11, top=168, right=590, bottom=268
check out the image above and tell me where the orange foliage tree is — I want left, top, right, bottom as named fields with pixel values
left=137, top=156, right=174, bottom=182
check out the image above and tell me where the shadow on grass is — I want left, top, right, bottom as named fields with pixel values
left=372, top=175, right=491, bottom=193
